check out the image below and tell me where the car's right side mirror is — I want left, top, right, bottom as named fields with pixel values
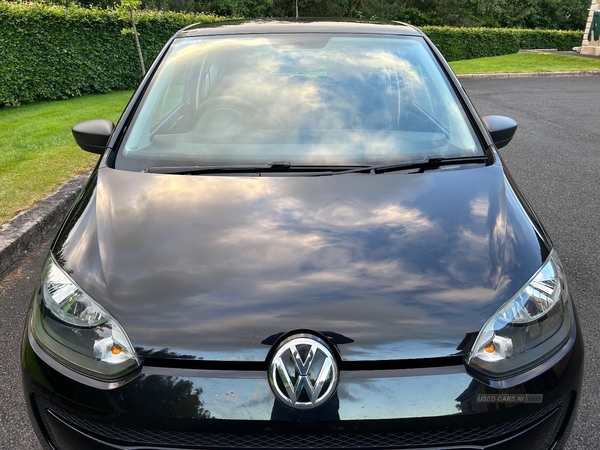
left=482, top=115, right=518, bottom=149
left=72, top=119, right=115, bottom=154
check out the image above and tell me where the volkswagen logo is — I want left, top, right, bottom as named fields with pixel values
left=268, top=334, right=339, bottom=410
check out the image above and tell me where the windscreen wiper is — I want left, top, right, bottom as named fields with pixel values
left=144, top=161, right=371, bottom=175
left=331, top=155, right=490, bottom=175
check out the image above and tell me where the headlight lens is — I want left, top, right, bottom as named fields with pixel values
left=467, top=251, right=573, bottom=378
left=31, top=256, right=140, bottom=380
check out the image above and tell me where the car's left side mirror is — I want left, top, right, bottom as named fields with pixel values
left=72, top=119, right=115, bottom=154
left=482, top=115, right=518, bottom=149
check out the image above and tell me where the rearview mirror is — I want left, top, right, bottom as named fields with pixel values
left=72, top=119, right=115, bottom=154
left=482, top=115, right=518, bottom=149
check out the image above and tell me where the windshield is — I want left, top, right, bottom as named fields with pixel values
left=115, top=34, right=483, bottom=172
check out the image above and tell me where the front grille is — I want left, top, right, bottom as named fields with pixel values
left=32, top=394, right=60, bottom=449
left=543, top=391, right=574, bottom=449
left=35, top=393, right=572, bottom=449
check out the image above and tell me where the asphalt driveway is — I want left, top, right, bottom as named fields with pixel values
left=462, top=75, right=600, bottom=449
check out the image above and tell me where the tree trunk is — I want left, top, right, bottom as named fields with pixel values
left=129, top=8, right=146, bottom=77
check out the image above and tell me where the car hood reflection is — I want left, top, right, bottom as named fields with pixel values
left=53, top=165, right=548, bottom=362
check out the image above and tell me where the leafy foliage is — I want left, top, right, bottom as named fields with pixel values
left=472, top=0, right=590, bottom=30
left=422, top=26, right=582, bottom=62
left=18, top=0, right=589, bottom=30
left=0, top=2, right=220, bottom=106
left=0, top=2, right=583, bottom=107
left=65, top=0, right=588, bottom=30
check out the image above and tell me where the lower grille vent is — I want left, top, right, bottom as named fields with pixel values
left=34, top=392, right=572, bottom=449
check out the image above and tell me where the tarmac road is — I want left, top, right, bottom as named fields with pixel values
left=0, top=233, right=51, bottom=449
left=462, top=75, right=600, bottom=449
left=0, top=75, right=599, bottom=449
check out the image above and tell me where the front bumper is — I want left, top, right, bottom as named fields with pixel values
left=22, top=317, right=584, bottom=450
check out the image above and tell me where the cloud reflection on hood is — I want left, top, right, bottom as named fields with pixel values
left=54, top=160, right=546, bottom=362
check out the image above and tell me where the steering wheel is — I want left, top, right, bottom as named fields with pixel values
left=195, top=96, right=280, bottom=131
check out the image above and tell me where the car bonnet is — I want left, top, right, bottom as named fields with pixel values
left=52, top=165, right=549, bottom=362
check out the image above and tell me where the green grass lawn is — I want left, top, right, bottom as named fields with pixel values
left=450, top=52, right=600, bottom=74
left=0, top=91, right=133, bottom=226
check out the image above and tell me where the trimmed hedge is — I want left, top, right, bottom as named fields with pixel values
left=0, top=2, right=221, bottom=106
left=0, top=2, right=584, bottom=107
left=421, top=26, right=582, bottom=62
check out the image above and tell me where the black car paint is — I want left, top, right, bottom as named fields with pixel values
left=22, top=20, right=583, bottom=450
left=51, top=160, right=549, bottom=365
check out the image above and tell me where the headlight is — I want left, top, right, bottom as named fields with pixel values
left=467, top=251, right=574, bottom=379
left=30, top=255, right=140, bottom=380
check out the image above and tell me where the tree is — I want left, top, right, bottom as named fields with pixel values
left=118, top=0, right=146, bottom=76
left=475, top=0, right=588, bottom=29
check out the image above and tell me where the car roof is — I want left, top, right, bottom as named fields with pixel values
left=177, top=19, right=423, bottom=38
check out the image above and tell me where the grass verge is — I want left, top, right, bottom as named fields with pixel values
left=449, top=52, right=600, bottom=74
left=0, top=91, right=133, bottom=226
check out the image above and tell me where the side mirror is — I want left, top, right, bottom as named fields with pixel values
left=72, top=119, right=115, bottom=154
left=482, top=115, right=518, bottom=149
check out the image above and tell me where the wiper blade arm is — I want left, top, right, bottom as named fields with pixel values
left=145, top=162, right=371, bottom=175
left=333, top=155, right=489, bottom=175
left=145, top=162, right=284, bottom=175
left=374, top=155, right=490, bottom=174
left=145, top=157, right=487, bottom=175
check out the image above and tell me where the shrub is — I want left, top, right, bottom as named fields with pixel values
left=0, top=2, right=221, bottom=106
left=0, top=2, right=584, bottom=106
left=422, top=26, right=582, bottom=61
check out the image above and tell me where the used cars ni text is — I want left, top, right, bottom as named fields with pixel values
left=21, top=20, right=583, bottom=450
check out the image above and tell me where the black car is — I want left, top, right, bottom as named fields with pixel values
left=22, top=20, right=583, bottom=450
